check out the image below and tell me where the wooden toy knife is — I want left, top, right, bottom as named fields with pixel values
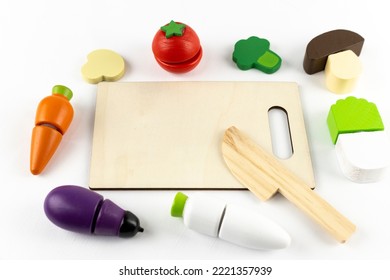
left=221, top=126, right=356, bottom=243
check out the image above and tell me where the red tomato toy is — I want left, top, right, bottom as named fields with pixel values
left=152, top=20, right=202, bottom=73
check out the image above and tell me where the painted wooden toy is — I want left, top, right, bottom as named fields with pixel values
left=171, top=192, right=291, bottom=250
left=44, top=185, right=143, bottom=237
left=325, top=50, right=362, bottom=94
left=232, top=36, right=282, bottom=74
left=303, top=29, right=364, bottom=74
left=152, top=20, right=202, bottom=73
left=222, top=126, right=356, bottom=243
left=303, top=29, right=364, bottom=94
left=81, top=49, right=125, bottom=84
left=30, top=85, right=74, bottom=175
left=327, top=96, right=389, bottom=183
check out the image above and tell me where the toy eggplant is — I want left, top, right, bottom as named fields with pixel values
left=44, top=185, right=143, bottom=237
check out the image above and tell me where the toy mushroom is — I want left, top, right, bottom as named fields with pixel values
left=303, top=29, right=364, bottom=94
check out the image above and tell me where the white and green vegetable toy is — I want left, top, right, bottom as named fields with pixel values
left=171, top=192, right=291, bottom=250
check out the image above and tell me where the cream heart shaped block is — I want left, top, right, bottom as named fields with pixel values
left=327, top=96, right=389, bottom=183
left=81, top=49, right=125, bottom=84
left=171, top=192, right=291, bottom=250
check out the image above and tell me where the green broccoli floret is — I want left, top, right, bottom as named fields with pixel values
left=232, top=36, right=282, bottom=74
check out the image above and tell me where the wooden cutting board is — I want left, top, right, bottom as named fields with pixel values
left=89, top=81, right=315, bottom=190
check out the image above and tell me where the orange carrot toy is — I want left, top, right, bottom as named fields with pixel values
left=30, top=85, right=74, bottom=175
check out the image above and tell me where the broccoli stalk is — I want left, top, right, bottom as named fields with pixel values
left=232, top=36, right=282, bottom=74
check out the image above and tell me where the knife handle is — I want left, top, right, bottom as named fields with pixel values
left=278, top=178, right=356, bottom=243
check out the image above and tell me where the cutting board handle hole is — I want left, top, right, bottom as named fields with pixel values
left=268, top=107, right=294, bottom=159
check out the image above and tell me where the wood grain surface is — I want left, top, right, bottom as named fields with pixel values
left=89, top=81, right=315, bottom=190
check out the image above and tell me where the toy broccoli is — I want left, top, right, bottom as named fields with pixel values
left=232, top=36, right=282, bottom=74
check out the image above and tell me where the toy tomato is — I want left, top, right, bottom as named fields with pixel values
left=152, top=20, right=202, bottom=73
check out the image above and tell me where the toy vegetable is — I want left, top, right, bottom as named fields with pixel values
left=152, top=20, right=202, bottom=73
left=81, top=49, right=125, bottom=84
left=232, top=36, right=282, bottom=74
left=171, top=192, right=291, bottom=250
left=327, top=96, right=389, bottom=183
left=303, top=30, right=364, bottom=93
left=30, top=85, right=74, bottom=175
left=303, top=29, right=364, bottom=75
left=44, top=185, right=143, bottom=237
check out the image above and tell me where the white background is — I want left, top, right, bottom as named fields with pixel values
left=1, top=0, right=389, bottom=271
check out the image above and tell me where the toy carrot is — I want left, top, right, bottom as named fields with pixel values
left=30, top=85, right=74, bottom=175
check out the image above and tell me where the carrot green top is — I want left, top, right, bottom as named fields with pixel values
left=52, top=85, right=73, bottom=101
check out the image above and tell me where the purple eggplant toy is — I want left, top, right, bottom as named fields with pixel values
left=44, top=185, right=143, bottom=237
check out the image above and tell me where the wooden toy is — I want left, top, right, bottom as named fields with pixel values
left=325, top=50, right=362, bottom=94
left=232, top=36, right=281, bottom=74
left=171, top=192, right=291, bottom=250
left=152, top=20, right=202, bottom=73
left=327, top=96, right=389, bottom=183
left=44, top=185, right=143, bottom=237
left=81, top=49, right=125, bottom=84
left=89, top=81, right=315, bottom=190
left=30, top=85, right=74, bottom=175
left=221, top=126, right=356, bottom=243
left=327, top=97, right=384, bottom=144
left=303, top=29, right=364, bottom=74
